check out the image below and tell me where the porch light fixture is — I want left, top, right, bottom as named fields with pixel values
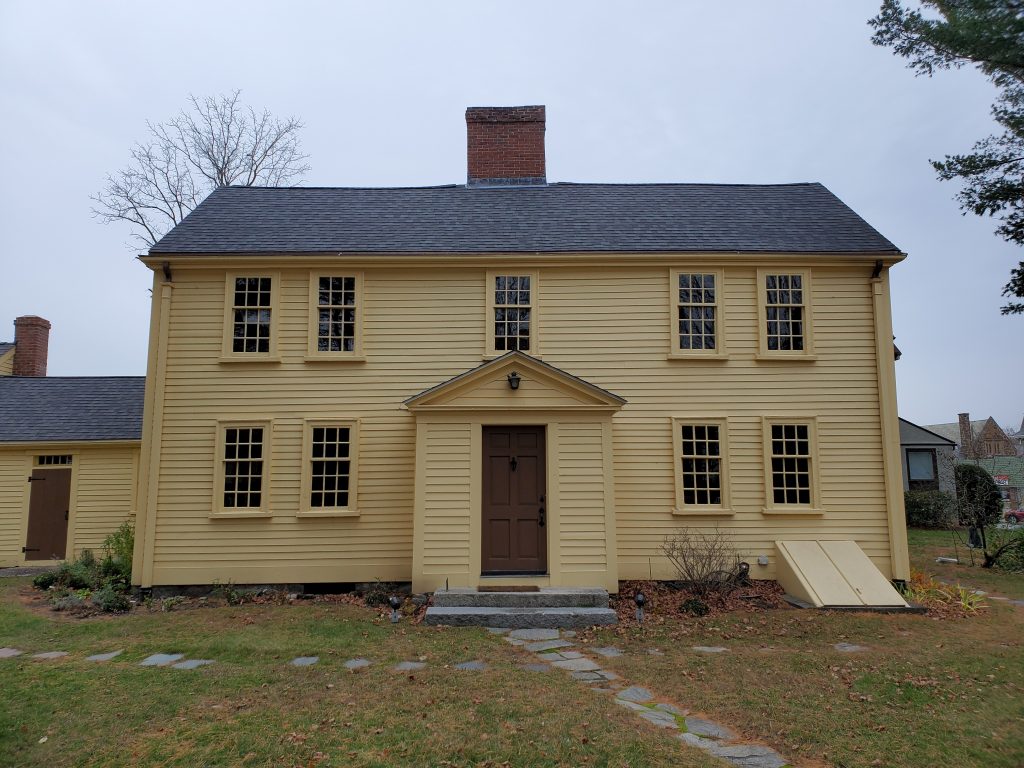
left=507, top=371, right=521, bottom=390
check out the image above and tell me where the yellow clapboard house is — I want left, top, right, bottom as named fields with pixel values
left=130, top=105, right=909, bottom=600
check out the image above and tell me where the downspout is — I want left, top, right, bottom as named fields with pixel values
left=871, top=265, right=910, bottom=582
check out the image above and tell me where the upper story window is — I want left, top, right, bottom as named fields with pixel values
left=670, top=270, right=725, bottom=356
left=232, top=277, right=272, bottom=353
left=222, top=273, right=279, bottom=359
left=308, top=272, right=364, bottom=359
left=758, top=270, right=813, bottom=357
left=486, top=271, right=538, bottom=355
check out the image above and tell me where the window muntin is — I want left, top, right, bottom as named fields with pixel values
left=493, top=275, right=532, bottom=352
left=37, top=455, right=72, bottom=466
left=231, top=277, right=272, bottom=353
left=769, top=423, right=812, bottom=505
left=222, top=426, right=264, bottom=509
left=680, top=424, right=722, bottom=505
left=309, top=426, right=352, bottom=509
left=764, top=274, right=805, bottom=352
left=677, top=273, right=717, bottom=351
left=316, top=276, right=357, bottom=353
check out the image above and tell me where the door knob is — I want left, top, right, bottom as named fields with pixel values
left=538, top=507, right=546, bottom=527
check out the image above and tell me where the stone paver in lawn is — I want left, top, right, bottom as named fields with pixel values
left=86, top=650, right=123, bottom=662
left=503, top=637, right=527, bottom=646
left=700, top=742, right=788, bottom=768
left=525, top=639, right=574, bottom=652
left=616, top=685, right=655, bottom=703
left=638, top=708, right=680, bottom=729
left=485, top=627, right=510, bottom=634
left=140, top=653, right=185, bottom=667
left=173, top=659, right=215, bottom=670
left=519, top=663, right=550, bottom=673
left=32, top=651, right=69, bottom=660
left=592, top=646, right=623, bottom=658
left=508, top=628, right=560, bottom=641
left=454, top=660, right=488, bottom=671
left=551, top=657, right=601, bottom=672
left=685, top=716, right=736, bottom=740
left=834, top=642, right=866, bottom=653
left=393, top=661, right=427, bottom=672
left=290, top=656, right=319, bottom=667
left=572, top=671, right=604, bottom=682
left=0, top=648, right=25, bottom=658
left=344, top=658, right=372, bottom=670
left=692, top=646, right=728, bottom=653
left=655, top=703, right=687, bottom=716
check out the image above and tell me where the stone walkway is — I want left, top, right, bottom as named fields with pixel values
left=2, top=633, right=798, bottom=766
left=497, top=627, right=791, bottom=768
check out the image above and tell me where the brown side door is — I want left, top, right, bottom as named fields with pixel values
left=482, top=425, right=547, bottom=574
left=24, top=468, right=71, bottom=560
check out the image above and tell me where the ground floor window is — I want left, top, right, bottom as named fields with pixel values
left=762, top=418, right=821, bottom=512
left=672, top=417, right=731, bottom=514
left=906, top=449, right=938, bottom=491
left=301, top=420, right=359, bottom=515
left=218, top=424, right=267, bottom=512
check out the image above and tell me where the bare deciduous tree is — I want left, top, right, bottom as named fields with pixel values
left=93, top=91, right=310, bottom=248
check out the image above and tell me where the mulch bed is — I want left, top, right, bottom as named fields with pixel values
left=611, top=579, right=789, bottom=624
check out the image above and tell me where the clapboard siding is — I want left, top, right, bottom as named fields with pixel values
left=0, top=444, right=138, bottom=567
left=141, top=259, right=899, bottom=585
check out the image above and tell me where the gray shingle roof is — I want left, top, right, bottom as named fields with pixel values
left=0, top=377, right=145, bottom=443
left=924, top=420, right=986, bottom=445
left=150, top=183, right=900, bottom=255
left=899, top=418, right=956, bottom=446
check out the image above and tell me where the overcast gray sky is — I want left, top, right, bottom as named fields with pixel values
left=0, top=1, right=1019, bottom=429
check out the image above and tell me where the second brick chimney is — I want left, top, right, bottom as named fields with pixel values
left=958, top=412, right=975, bottom=459
left=12, top=315, right=50, bottom=377
left=466, top=105, right=546, bottom=187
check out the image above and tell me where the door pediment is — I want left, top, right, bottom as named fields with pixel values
left=404, top=352, right=626, bottom=412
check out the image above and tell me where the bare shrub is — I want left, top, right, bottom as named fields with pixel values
left=661, top=527, right=740, bottom=597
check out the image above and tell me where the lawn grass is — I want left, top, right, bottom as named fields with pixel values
left=583, top=599, right=1024, bottom=768
left=907, top=527, right=1024, bottom=599
left=0, top=578, right=716, bottom=768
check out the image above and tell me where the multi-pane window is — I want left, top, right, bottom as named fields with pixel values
left=316, top=277, right=357, bottom=352
left=765, top=274, right=805, bottom=351
left=37, top=455, right=72, bottom=465
left=309, top=426, right=351, bottom=509
left=231, top=277, right=272, bottom=353
left=680, top=424, right=722, bottom=505
left=493, top=275, right=532, bottom=352
left=769, top=424, right=812, bottom=505
left=222, top=427, right=264, bottom=509
left=677, top=273, right=717, bottom=350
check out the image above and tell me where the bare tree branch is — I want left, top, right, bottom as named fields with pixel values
left=92, top=91, right=310, bottom=248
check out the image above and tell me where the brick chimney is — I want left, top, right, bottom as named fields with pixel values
left=12, top=315, right=50, bottom=377
left=958, top=412, right=975, bottom=459
left=466, top=105, right=546, bottom=187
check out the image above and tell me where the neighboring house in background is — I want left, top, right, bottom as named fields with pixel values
left=969, top=457, right=1024, bottom=518
left=129, top=104, right=911, bottom=597
left=0, top=316, right=144, bottom=567
left=1008, top=418, right=1024, bottom=454
left=898, top=418, right=955, bottom=495
left=924, top=413, right=1019, bottom=459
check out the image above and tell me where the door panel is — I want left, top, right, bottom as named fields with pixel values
left=482, top=426, right=547, bottom=574
left=24, top=468, right=71, bottom=560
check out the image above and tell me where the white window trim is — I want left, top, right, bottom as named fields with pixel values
left=484, top=270, right=540, bottom=358
left=298, top=418, right=360, bottom=517
left=668, top=269, right=728, bottom=359
left=212, top=419, right=273, bottom=518
left=220, top=272, right=281, bottom=362
left=761, top=416, right=823, bottom=515
left=671, top=416, right=733, bottom=515
left=306, top=271, right=366, bottom=361
left=755, top=268, right=815, bottom=360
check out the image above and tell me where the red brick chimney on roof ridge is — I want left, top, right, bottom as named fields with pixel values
left=13, top=315, right=50, bottom=377
left=957, top=412, right=976, bottom=459
left=466, top=105, right=546, bottom=187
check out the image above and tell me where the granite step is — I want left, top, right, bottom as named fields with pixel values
left=432, top=587, right=609, bottom=609
left=423, top=606, right=617, bottom=628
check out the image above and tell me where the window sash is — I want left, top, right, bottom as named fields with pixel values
left=680, top=424, right=723, bottom=505
left=222, top=426, right=265, bottom=509
left=316, top=276, right=358, bottom=353
left=768, top=423, right=812, bottom=505
left=907, top=450, right=936, bottom=481
left=764, top=274, right=805, bottom=352
left=230, top=276, right=273, bottom=354
left=309, top=425, right=352, bottom=509
left=677, top=273, right=717, bottom=351
left=493, top=275, right=533, bottom=352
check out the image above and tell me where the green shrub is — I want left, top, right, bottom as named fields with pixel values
left=904, top=490, right=956, bottom=529
left=91, top=584, right=131, bottom=613
left=32, top=571, right=58, bottom=590
left=100, top=522, right=134, bottom=583
left=955, top=464, right=1003, bottom=528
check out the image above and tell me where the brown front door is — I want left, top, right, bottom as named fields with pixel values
left=482, top=425, right=547, bottom=574
left=24, top=468, right=71, bottom=560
